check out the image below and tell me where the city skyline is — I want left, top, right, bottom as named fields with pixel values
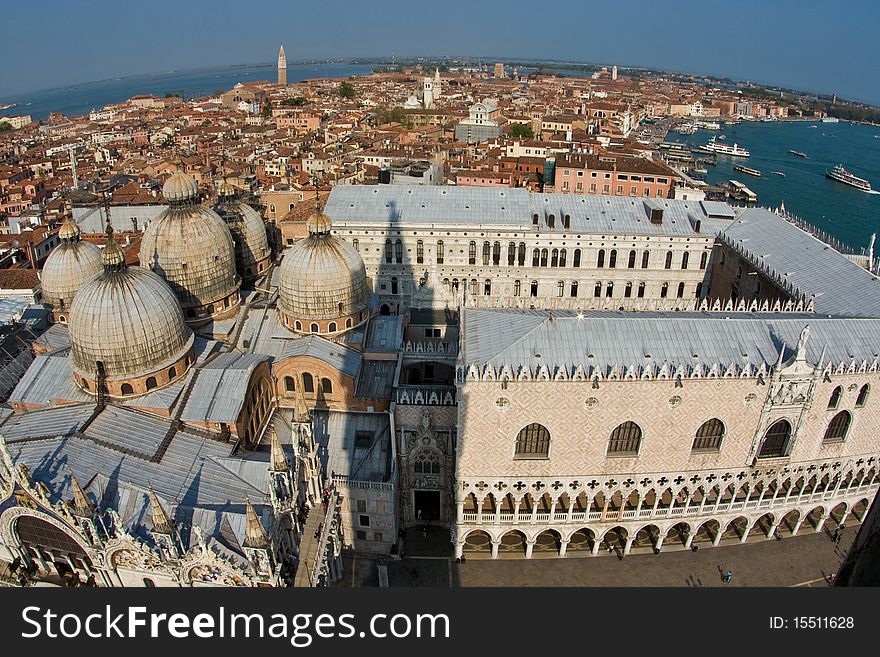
left=2, top=0, right=879, bottom=105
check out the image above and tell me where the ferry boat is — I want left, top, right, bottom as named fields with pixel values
left=772, top=171, right=786, bottom=177
left=698, top=136, right=749, bottom=157
left=734, top=165, right=761, bottom=177
left=788, top=150, right=808, bottom=158
left=825, top=164, right=872, bottom=191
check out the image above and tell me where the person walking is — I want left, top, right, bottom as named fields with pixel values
left=722, top=569, right=732, bottom=584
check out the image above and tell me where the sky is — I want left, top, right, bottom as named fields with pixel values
left=1, top=0, right=878, bottom=104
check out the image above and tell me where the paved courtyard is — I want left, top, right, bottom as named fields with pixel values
left=339, top=523, right=857, bottom=587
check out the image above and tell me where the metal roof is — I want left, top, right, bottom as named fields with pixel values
left=181, top=352, right=268, bottom=424
left=324, top=185, right=712, bottom=237
left=719, top=208, right=880, bottom=318
left=279, top=334, right=362, bottom=378
left=463, top=308, right=880, bottom=373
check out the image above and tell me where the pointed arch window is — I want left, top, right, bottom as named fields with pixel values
left=513, top=280, right=521, bottom=296
left=628, top=250, right=636, bottom=268
left=681, top=251, right=689, bottom=269
left=514, top=423, right=550, bottom=459
left=608, top=422, right=641, bottom=455
left=597, top=249, right=605, bottom=268
left=608, top=249, right=617, bottom=268
left=700, top=251, right=708, bottom=269
left=692, top=418, right=725, bottom=452
left=482, top=241, right=490, bottom=265
left=559, top=248, right=567, bottom=267
left=302, top=373, right=314, bottom=394
left=517, top=242, right=526, bottom=266
left=828, top=386, right=842, bottom=410
left=757, top=419, right=791, bottom=458
left=641, top=250, right=649, bottom=268
left=468, top=241, right=477, bottom=265
left=573, top=248, right=581, bottom=268
left=436, top=240, right=444, bottom=264
left=856, top=384, right=870, bottom=408
left=823, top=411, right=851, bottom=443
left=507, top=242, right=516, bottom=266
left=665, top=250, right=673, bottom=269
left=416, top=240, right=424, bottom=264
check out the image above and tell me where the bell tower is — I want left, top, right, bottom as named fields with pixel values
left=277, top=45, right=287, bottom=86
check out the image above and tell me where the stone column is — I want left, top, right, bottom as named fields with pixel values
left=739, top=523, right=752, bottom=543
left=457, top=502, right=464, bottom=524
left=525, top=540, right=535, bottom=559
left=655, top=532, right=665, bottom=552
left=767, top=521, right=780, bottom=539
left=566, top=497, right=575, bottom=523
left=559, top=539, right=569, bottom=558
left=490, top=540, right=500, bottom=560
left=623, top=536, right=634, bottom=556
left=684, top=528, right=695, bottom=549
left=454, top=542, right=464, bottom=559
left=712, top=526, right=723, bottom=546
left=815, top=512, right=828, bottom=532
left=590, top=538, right=601, bottom=556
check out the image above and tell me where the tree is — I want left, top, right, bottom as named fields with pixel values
left=509, top=123, right=534, bottom=139
left=339, top=81, right=355, bottom=99
left=0, top=122, right=12, bottom=132
left=281, top=97, right=307, bottom=107
left=164, top=91, right=181, bottom=98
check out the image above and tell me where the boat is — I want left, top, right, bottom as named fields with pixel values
left=772, top=171, right=786, bottom=177
left=734, top=165, right=762, bottom=177
left=698, top=136, right=750, bottom=157
left=825, top=164, right=872, bottom=191
left=788, top=150, right=808, bottom=158
left=822, top=117, right=839, bottom=123
left=809, top=125, right=818, bottom=128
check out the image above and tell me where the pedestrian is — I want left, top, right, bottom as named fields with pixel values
left=722, top=569, right=732, bottom=584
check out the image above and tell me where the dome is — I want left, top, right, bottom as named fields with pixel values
left=214, top=198, right=271, bottom=283
left=69, top=232, right=194, bottom=394
left=162, top=171, right=200, bottom=204
left=140, top=201, right=240, bottom=324
left=278, top=214, right=369, bottom=332
left=41, top=221, right=103, bottom=320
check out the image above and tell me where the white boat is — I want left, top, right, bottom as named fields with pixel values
left=698, top=136, right=750, bottom=157
left=822, top=117, right=839, bottom=123
left=826, top=164, right=872, bottom=191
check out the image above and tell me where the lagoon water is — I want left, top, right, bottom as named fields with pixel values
left=0, top=63, right=375, bottom=122
left=689, top=120, right=880, bottom=249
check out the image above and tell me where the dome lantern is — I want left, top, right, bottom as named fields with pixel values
left=162, top=170, right=200, bottom=205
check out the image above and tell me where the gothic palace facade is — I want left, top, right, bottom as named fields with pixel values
left=1, top=182, right=878, bottom=588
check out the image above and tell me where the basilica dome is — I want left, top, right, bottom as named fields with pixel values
left=141, top=172, right=240, bottom=325
left=161, top=170, right=200, bottom=204
left=278, top=212, right=370, bottom=335
left=69, top=229, right=194, bottom=398
left=214, top=182, right=271, bottom=284
left=41, top=219, right=102, bottom=323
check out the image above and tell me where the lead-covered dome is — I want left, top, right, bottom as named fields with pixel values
left=41, top=219, right=103, bottom=323
left=141, top=172, right=240, bottom=326
left=214, top=183, right=271, bottom=284
left=69, top=229, right=194, bottom=398
left=278, top=211, right=369, bottom=335
left=162, top=170, right=200, bottom=203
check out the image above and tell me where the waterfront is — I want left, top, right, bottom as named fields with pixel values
left=0, top=62, right=376, bottom=121
left=689, top=120, right=880, bottom=250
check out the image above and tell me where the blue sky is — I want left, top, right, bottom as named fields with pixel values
left=2, top=0, right=878, bottom=104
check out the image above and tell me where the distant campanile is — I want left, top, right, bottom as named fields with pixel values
left=278, top=45, right=287, bottom=86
